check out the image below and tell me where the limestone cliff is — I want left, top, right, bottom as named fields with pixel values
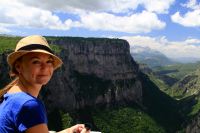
left=0, top=52, right=11, bottom=89
left=42, top=37, right=142, bottom=112
left=186, top=112, right=200, bottom=133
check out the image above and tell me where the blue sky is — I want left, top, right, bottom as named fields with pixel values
left=1, top=0, right=200, bottom=60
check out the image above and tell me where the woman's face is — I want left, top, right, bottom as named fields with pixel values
left=17, top=52, right=54, bottom=86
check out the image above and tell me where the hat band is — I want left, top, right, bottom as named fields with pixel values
left=17, top=44, right=53, bottom=54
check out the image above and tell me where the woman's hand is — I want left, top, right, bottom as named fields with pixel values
left=59, top=124, right=90, bottom=133
left=80, top=128, right=90, bottom=133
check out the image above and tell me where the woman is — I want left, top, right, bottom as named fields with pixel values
left=0, top=35, right=90, bottom=133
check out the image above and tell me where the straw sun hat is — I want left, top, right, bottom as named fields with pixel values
left=7, top=35, right=63, bottom=71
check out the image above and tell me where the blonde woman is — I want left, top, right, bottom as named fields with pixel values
left=0, top=35, right=90, bottom=133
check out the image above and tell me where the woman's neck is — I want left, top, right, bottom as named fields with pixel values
left=8, top=79, right=42, bottom=98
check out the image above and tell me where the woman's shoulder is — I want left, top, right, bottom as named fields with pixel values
left=3, top=92, right=40, bottom=109
left=5, top=92, right=36, bottom=102
left=0, top=92, right=42, bottom=122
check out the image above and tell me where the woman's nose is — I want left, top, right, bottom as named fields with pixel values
left=41, top=62, right=48, bottom=69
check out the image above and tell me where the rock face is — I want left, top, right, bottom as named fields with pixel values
left=42, top=37, right=142, bottom=112
left=186, top=112, right=200, bottom=133
left=0, top=37, right=142, bottom=112
left=0, top=52, right=11, bottom=89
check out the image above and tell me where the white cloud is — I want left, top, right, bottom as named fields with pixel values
left=76, top=11, right=165, bottom=33
left=121, top=35, right=200, bottom=59
left=171, top=10, right=200, bottom=27
left=182, top=0, right=200, bottom=10
left=185, top=38, right=200, bottom=44
left=143, top=0, right=175, bottom=14
left=171, top=0, right=200, bottom=27
left=0, top=0, right=74, bottom=30
left=20, top=0, right=174, bottom=14
left=0, top=0, right=167, bottom=34
left=0, top=25, right=10, bottom=33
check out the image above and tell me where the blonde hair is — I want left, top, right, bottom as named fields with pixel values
left=0, top=78, right=18, bottom=98
left=0, top=58, right=21, bottom=101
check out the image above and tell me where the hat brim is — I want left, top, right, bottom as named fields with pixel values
left=7, top=50, right=63, bottom=70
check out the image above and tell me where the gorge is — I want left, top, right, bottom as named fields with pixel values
left=0, top=36, right=199, bottom=133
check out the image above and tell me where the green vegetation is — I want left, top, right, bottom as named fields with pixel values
left=48, top=109, right=74, bottom=131
left=47, top=106, right=167, bottom=133
left=46, top=36, right=122, bottom=42
left=0, top=36, right=21, bottom=53
left=146, top=63, right=200, bottom=132
left=48, top=109, right=63, bottom=131
left=49, top=44, right=62, bottom=53
left=149, top=63, right=200, bottom=99
left=154, top=62, right=200, bottom=80
left=139, top=63, right=176, bottom=97
left=168, top=69, right=200, bottom=118
left=93, top=107, right=165, bottom=133
left=148, top=74, right=170, bottom=94
left=140, top=72, right=184, bottom=132
left=60, top=111, right=73, bottom=129
left=46, top=71, right=176, bottom=133
left=159, top=69, right=200, bottom=99
left=0, top=36, right=62, bottom=53
left=188, top=97, right=200, bottom=117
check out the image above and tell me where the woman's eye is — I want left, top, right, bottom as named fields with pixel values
left=47, top=60, right=54, bottom=64
left=32, top=60, right=41, bottom=64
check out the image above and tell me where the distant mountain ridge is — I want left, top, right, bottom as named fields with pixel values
left=172, top=57, right=200, bottom=64
left=131, top=46, right=176, bottom=68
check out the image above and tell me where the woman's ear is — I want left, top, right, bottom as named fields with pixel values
left=14, top=61, right=22, bottom=74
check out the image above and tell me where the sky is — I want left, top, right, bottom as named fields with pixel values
left=1, top=0, right=200, bottom=60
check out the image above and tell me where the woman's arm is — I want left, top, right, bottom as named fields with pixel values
left=25, top=124, right=90, bottom=133
left=25, top=123, right=49, bottom=133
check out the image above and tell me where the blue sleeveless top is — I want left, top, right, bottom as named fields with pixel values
left=0, top=92, right=48, bottom=133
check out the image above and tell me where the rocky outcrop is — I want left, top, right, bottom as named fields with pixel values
left=49, top=38, right=138, bottom=80
left=186, top=112, right=200, bottom=133
left=42, top=37, right=142, bottom=112
left=0, top=52, right=11, bottom=89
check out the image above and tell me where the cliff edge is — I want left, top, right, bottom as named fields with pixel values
left=42, top=37, right=142, bottom=111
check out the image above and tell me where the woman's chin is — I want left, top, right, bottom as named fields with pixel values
left=36, top=77, right=51, bottom=85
